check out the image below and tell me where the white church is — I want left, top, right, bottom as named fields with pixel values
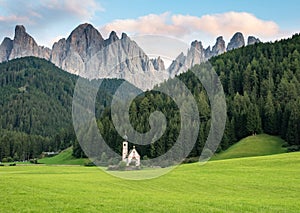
left=122, top=137, right=140, bottom=167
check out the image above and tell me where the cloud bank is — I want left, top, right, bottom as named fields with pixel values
left=100, top=12, right=281, bottom=44
left=0, top=0, right=104, bottom=46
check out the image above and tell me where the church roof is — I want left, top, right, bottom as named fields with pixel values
left=128, top=146, right=140, bottom=157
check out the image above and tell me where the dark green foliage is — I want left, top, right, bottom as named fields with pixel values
left=97, top=33, right=300, bottom=159
left=2, top=33, right=300, bottom=162
left=0, top=57, right=127, bottom=160
left=210, top=34, right=300, bottom=147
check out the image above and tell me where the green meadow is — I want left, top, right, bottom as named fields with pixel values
left=38, top=148, right=89, bottom=165
left=1, top=152, right=299, bottom=212
left=213, top=134, right=287, bottom=160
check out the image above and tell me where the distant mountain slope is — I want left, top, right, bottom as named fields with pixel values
left=94, top=33, right=300, bottom=162
left=0, top=57, right=76, bottom=136
left=0, top=24, right=167, bottom=90
left=0, top=56, right=129, bottom=137
left=0, top=57, right=139, bottom=161
left=0, top=24, right=261, bottom=90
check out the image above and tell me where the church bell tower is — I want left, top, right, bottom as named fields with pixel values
left=122, top=135, right=128, bottom=161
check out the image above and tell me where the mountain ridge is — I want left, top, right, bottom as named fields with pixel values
left=0, top=24, right=261, bottom=90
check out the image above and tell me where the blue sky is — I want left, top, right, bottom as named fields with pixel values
left=0, top=0, right=299, bottom=48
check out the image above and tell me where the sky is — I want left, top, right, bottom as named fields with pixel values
left=0, top=0, right=299, bottom=49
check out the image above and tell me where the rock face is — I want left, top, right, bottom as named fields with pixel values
left=168, top=40, right=207, bottom=76
left=50, top=23, right=167, bottom=90
left=168, top=52, right=186, bottom=77
left=0, top=25, right=50, bottom=62
left=50, top=23, right=105, bottom=76
left=0, top=25, right=261, bottom=90
left=212, top=36, right=226, bottom=55
left=247, top=36, right=261, bottom=45
left=9, top=25, right=50, bottom=60
left=226, top=32, right=245, bottom=51
left=0, top=37, right=13, bottom=61
left=151, top=56, right=165, bottom=71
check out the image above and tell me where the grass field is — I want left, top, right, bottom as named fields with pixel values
left=1, top=152, right=299, bottom=212
left=212, top=134, right=287, bottom=160
left=38, top=148, right=89, bottom=165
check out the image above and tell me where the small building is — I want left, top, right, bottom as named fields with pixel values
left=122, top=138, right=140, bottom=167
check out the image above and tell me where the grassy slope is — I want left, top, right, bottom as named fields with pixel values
left=38, top=148, right=88, bottom=165
left=213, top=134, right=287, bottom=160
left=0, top=152, right=299, bottom=212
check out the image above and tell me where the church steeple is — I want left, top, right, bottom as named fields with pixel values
left=122, top=135, right=128, bottom=161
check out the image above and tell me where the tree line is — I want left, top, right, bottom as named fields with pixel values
left=79, top=34, right=300, bottom=163
left=1, top=33, right=300, bottom=163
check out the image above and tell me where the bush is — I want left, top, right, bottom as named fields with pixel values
left=84, top=160, right=95, bottom=167
left=0, top=164, right=4, bottom=166
left=287, top=145, right=300, bottom=152
left=9, top=163, right=16, bottom=166
left=107, top=157, right=121, bottom=166
left=200, top=148, right=213, bottom=161
left=2, top=158, right=7, bottom=163
left=282, top=142, right=290, bottom=148
left=129, top=160, right=137, bottom=166
left=160, top=160, right=172, bottom=168
left=7, top=157, right=14, bottom=162
left=142, top=155, right=150, bottom=166
left=30, top=159, right=38, bottom=164
left=182, top=157, right=198, bottom=164
left=118, top=161, right=127, bottom=171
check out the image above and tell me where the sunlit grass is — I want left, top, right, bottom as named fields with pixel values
left=1, top=152, right=299, bottom=212
left=212, top=134, right=287, bottom=160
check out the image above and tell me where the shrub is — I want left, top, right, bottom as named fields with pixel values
left=118, top=161, right=127, bottom=171
left=129, top=160, right=137, bottom=166
left=9, top=163, right=16, bottom=166
left=30, top=159, right=38, bottom=164
left=0, top=164, right=4, bottom=166
left=142, top=155, right=150, bottom=166
left=84, top=160, right=95, bottom=167
left=160, top=160, right=172, bottom=168
left=182, top=157, right=198, bottom=164
left=287, top=145, right=300, bottom=152
left=107, top=157, right=121, bottom=166
left=7, top=157, right=13, bottom=162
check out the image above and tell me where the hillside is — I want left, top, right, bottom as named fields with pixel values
left=95, top=34, right=300, bottom=162
left=2, top=33, right=300, bottom=163
left=0, top=57, right=132, bottom=161
left=38, top=148, right=88, bottom=165
left=1, top=152, right=300, bottom=212
left=212, top=134, right=287, bottom=160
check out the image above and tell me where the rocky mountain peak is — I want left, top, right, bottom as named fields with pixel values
left=151, top=56, right=165, bottom=71
left=65, top=23, right=105, bottom=61
left=0, top=37, right=13, bottom=61
left=107, top=31, right=119, bottom=43
left=226, top=32, right=245, bottom=51
left=0, top=24, right=262, bottom=90
left=191, top=40, right=203, bottom=50
left=14, top=25, right=26, bottom=38
left=247, top=36, right=261, bottom=45
left=212, top=36, right=226, bottom=55
left=68, top=23, right=104, bottom=43
left=13, top=25, right=35, bottom=45
left=8, top=25, right=50, bottom=60
left=121, top=32, right=128, bottom=40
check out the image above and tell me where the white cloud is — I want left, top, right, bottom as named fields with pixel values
left=42, top=0, right=104, bottom=22
left=0, top=0, right=104, bottom=47
left=172, top=12, right=279, bottom=38
left=100, top=12, right=186, bottom=38
left=100, top=12, right=282, bottom=45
